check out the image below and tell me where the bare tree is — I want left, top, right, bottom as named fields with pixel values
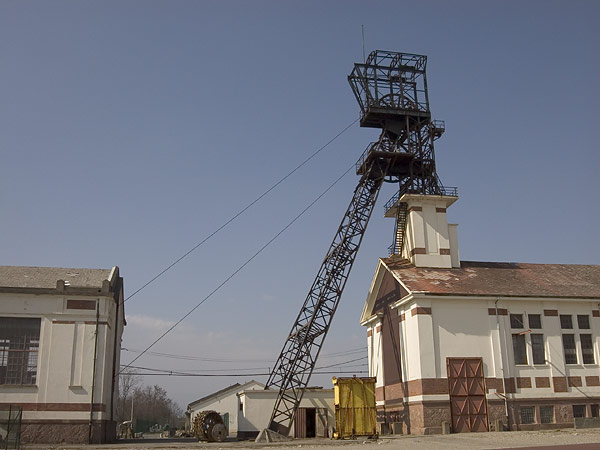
left=132, top=384, right=184, bottom=428
left=116, top=368, right=142, bottom=423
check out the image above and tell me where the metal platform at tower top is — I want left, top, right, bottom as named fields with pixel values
left=348, top=50, right=431, bottom=130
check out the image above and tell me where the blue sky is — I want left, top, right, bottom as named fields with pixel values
left=1, top=1, right=598, bottom=408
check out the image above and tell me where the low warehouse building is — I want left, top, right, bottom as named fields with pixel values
left=187, top=382, right=334, bottom=440
left=361, top=194, right=600, bottom=435
left=0, top=265, right=125, bottom=444
left=187, top=380, right=264, bottom=438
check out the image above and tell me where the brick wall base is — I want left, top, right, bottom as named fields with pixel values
left=378, top=398, right=600, bottom=435
left=20, top=420, right=116, bottom=444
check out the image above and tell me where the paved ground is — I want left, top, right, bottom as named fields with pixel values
left=22, top=428, right=600, bottom=450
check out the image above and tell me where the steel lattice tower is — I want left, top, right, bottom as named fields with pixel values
left=261, top=50, right=449, bottom=439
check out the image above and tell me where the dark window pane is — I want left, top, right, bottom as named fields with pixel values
left=540, top=406, right=554, bottom=424
left=577, top=315, right=590, bottom=329
left=581, top=334, right=595, bottom=364
left=562, top=334, right=577, bottom=364
left=560, top=315, right=573, bottom=329
left=573, top=405, right=586, bottom=418
left=0, top=317, right=41, bottom=385
left=512, top=334, right=527, bottom=365
left=531, top=334, right=546, bottom=364
left=520, top=406, right=535, bottom=424
left=510, top=314, right=524, bottom=329
left=592, top=405, right=599, bottom=418
left=528, top=314, right=542, bottom=329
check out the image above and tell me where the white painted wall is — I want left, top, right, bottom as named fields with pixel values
left=238, top=388, right=334, bottom=438
left=187, top=380, right=263, bottom=436
left=391, top=295, right=600, bottom=402
left=400, top=194, right=457, bottom=268
left=0, top=290, right=124, bottom=424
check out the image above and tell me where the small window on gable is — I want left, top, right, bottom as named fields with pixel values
left=239, top=402, right=243, bottom=411
left=510, top=314, right=524, bottom=329
left=577, top=315, right=590, bottom=329
left=528, top=314, right=542, bottom=329
left=560, top=315, right=573, bottom=329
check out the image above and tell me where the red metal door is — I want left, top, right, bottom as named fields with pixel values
left=446, top=357, right=489, bottom=432
left=294, top=408, right=307, bottom=438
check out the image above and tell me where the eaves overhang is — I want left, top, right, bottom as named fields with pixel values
left=360, top=312, right=383, bottom=327
left=390, top=292, right=600, bottom=309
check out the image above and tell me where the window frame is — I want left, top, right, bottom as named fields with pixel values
left=562, top=334, right=578, bottom=365
left=573, top=405, right=586, bottom=418
left=540, top=405, right=554, bottom=424
left=512, top=333, right=528, bottom=365
left=520, top=406, right=535, bottom=425
left=560, top=314, right=573, bottom=329
left=528, top=314, right=542, bottom=329
left=580, top=334, right=595, bottom=365
left=577, top=315, right=590, bottom=330
left=530, top=333, right=546, bottom=365
left=510, top=313, right=524, bottom=329
left=0, top=317, right=41, bottom=386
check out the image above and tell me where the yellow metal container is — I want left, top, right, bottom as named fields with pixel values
left=332, top=376, right=377, bottom=439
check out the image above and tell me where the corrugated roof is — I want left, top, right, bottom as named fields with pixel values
left=382, top=257, right=600, bottom=299
left=0, top=265, right=113, bottom=289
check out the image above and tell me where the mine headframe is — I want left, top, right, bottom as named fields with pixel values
left=260, top=50, right=448, bottom=440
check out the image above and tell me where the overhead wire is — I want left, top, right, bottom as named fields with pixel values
left=121, top=346, right=366, bottom=363
left=120, top=162, right=356, bottom=374
left=124, top=370, right=368, bottom=377
left=124, top=118, right=358, bottom=304
left=122, top=356, right=368, bottom=377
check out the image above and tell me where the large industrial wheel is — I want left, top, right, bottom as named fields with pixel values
left=193, top=410, right=227, bottom=442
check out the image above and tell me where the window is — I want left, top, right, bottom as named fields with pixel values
left=512, top=334, right=527, bottom=364
left=540, top=406, right=554, bottom=424
left=520, top=406, right=535, bottom=424
left=510, top=314, right=524, bottom=329
left=528, top=314, right=542, bottom=329
left=531, top=334, right=546, bottom=364
left=581, top=334, right=595, bottom=364
left=562, top=334, right=577, bottom=364
left=560, top=315, right=573, bottom=329
left=0, top=318, right=41, bottom=385
left=577, top=315, right=590, bottom=329
left=591, top=405, right=599, bottom=418
left=239, top=402, right=243, bottom=411
left=573, top=405, right=586, bottom=418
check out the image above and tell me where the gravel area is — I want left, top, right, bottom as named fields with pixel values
left=22, top=428, right=600, bottom=450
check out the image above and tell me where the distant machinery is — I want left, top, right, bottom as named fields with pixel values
left=261, top=50, right=453, bottom=439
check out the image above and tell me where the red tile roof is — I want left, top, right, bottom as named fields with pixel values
left=382, top=257, right=600, bottom=299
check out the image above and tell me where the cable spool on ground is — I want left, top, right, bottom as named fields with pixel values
left=193, top=410, right=227, bottom=442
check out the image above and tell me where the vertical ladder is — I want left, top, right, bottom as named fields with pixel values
left=389, top=202, right=408, bottom=255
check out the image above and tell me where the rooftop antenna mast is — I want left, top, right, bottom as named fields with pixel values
left=259, top=50, right=449, bottom=441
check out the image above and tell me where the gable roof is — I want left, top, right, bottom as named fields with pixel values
left=382, top=257, right=600, bottom=299
left=0, top=265, right=115, bottom=290
left=187, top=380, right=264, bottom=409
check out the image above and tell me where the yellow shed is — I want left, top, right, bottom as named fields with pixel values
left=332, top=376, right=377, bottom=439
